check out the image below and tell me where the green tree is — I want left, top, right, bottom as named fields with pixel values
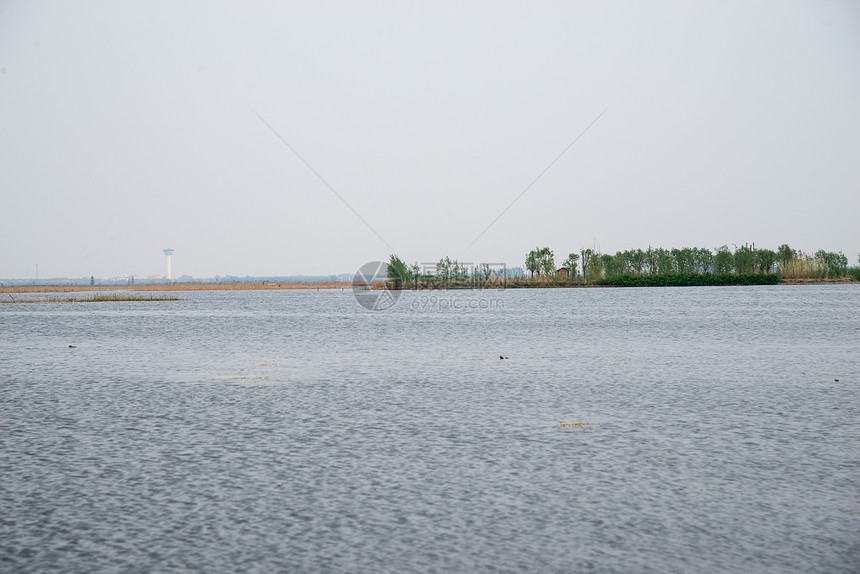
left=644, top=247, right=658, bottom=274
left=600, top=254, right=615, bottom=276
left=603, top=252, right=628, bottom=276
left=436, top=256, right=455, bottom=283
left=694, top=248, right=713, bottom=273
left=387, top=254, right=411, bottom=289
left=526, top=247, right=555, bottom=277
left=816, top=250, right=848, bottom=277
left=777, top=244, right=795, bottom=272
left=614, top=251, right=630, bottom=274
left=733, top=244, right=755, bottom=274
left=563, top=253, right=580, bottom=278
left=410, top=263, right=421, bottom=288
left=832, top=252, right=848, bottom=276
left=436, top=257, right=448, bottom=281
left=580, top=248, right=605, bottom=280
left=473, top=263, right=492, bottom=284
left=626, top=249, right=645, bottom=275
left=451, top=259, right=468, bottom=281
left=525, top=249, right=540, bottom=278
left=656, top=248, right=675, bottom=274
left=580, top=248, right=593, bottom=279
left=813, top=250, right=827, bottom=276
left=671, top=248, right=695, bottom=274
left=714, top=245, right=733, bottom=274
left=538, top=247, right=556, bottom=277
left=755, top=249, right=777, bottom=273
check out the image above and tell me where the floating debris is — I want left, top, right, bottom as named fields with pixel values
left=555, top=421, right=599, bottom=429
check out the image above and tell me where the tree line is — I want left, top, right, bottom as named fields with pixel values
left=383, top=244, right=857, bottom=290
left=385, top=255, right=506, bottom=289
left=525, top=244, right=855, bottom=280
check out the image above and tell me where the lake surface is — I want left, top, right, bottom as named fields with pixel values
left=1, top=285, right=858, bottom=573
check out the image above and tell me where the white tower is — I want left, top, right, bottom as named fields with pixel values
left=163, top=248, right=174, bottom=280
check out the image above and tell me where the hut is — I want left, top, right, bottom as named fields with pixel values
left=557, top=267, right=570, bottom=280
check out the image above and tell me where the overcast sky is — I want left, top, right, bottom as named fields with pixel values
left=1, top=1, right=858, bottom=279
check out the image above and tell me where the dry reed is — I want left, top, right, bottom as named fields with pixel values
left=2, top=293, right=181, bottom=303
left=779, top=257, right=825, bottom=280
left=0, top=281, right=351, bottom=294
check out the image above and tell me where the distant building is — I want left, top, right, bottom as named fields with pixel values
left=557, top=267, right=570, bottom=280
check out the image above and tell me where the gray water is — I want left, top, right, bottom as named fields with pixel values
left=1, top=285, right=858, bottom=573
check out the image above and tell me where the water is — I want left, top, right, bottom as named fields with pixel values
left=1, top=285, right=858, bottom=573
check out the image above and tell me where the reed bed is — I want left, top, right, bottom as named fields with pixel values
left=779, top=258, right=826, bottom=280
left=0, top=281, right=351, bottom=294
left=128, top=280, right=351, bottom=291
left=0, top=284, right=129, bottom=294
left=2, top=293, right=181, bottom=303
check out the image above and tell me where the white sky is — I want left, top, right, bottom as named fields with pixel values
left=1, top=0, right=858, bottom=279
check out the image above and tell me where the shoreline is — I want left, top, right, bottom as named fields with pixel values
left=1, top=276, right=856, bottom=294
left=0, top=281, right=352, bottom=294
